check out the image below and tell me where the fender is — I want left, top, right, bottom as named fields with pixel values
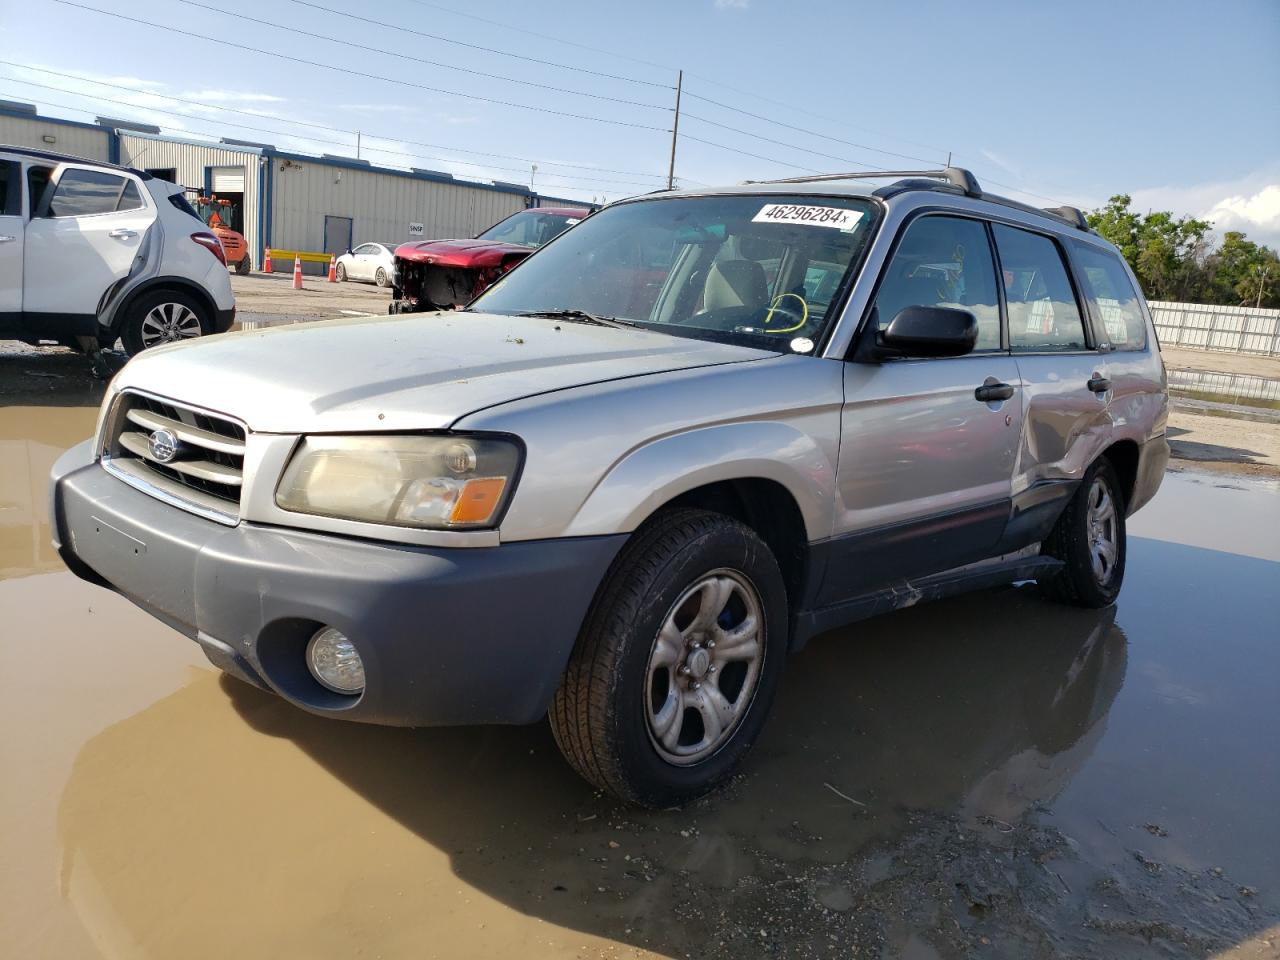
left=103, top=275, right=221, bottom=338
left=560, top=420, right=837, bottom=542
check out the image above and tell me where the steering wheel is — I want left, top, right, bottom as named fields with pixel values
left=761, top=292, right=809, bottom=334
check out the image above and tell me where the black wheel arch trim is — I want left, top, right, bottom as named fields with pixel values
left=107, top=276, right=220, bottom=337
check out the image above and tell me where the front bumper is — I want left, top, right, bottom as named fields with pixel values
left=51, top=441, right=625, bottom=726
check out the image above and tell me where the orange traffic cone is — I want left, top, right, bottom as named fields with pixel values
left=292, top=254, right=303, bottom=290
left=263, top=248, right=272, bottom=273
left=327, top=254, right=338, bottom=283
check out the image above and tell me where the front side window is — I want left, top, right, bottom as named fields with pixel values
left=1072, top=244, right=1148, bottom=351
left=354, top=244, right=376, bottom=255
left=993, top=224, right=1088, bottom=353
left=47, top=169, right=130, bottom=218
left=872, top=215, right=1001, bottom=352
left=471, top=194, right=877, bottom=351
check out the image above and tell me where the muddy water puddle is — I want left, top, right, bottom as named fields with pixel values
left=2, top=398, right=1278, bottom=959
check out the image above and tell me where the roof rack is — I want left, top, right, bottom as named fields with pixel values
left=746, top=166, right=983, bottom=198
left=1043, top=205, right=1090, bottom=230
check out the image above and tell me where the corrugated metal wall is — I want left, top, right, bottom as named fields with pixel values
left=0, top=114, right=111, bottom=161
left=1150, top=300, right=1280, bottom=356
left=116, top=135, right=262, bottom=268
left=269, top=159, right=527, bottom=256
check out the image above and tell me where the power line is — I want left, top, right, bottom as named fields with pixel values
left=0, top=63, right=669, bottom=181
left=397, top=0, right=674, bottom=74
left=682, top=112, right=879, bottom=171
left=287, top=0, right=672, bottom=88
left=174, top=0, right=667, bottom=110
left=681, top=89, right=942, bottom=167
left=0, top=89, right=665, bottom=192
left=50, top=0, right=671, bottom=132
left=677, top=133, right=821, bottom=176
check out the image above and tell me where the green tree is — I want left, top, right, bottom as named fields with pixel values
left=1087, top=195, right=1279, bottom=308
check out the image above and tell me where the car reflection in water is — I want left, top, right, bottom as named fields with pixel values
left=54, top=584, right=1125, bottom=956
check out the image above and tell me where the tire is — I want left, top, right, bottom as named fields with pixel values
left=235, top=254, right=251, bottom=275
left=336, top=262, right=347, bottom=282
left=120, top=288, right=212, bottom=357
left=374, top=266, right=389, bottom=287
left=550, top=509, right=788, bottom=807
left=1040, top=457, right=1127, bottom=608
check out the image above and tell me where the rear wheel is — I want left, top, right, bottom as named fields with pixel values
left=374, top=266, right=389, bottom=287
left=235, top=254, right=251, bottom=275
left=121, top=289, right=212, bottom=356
left=1040, top=457, right=1126, bottom=607
left=336, top=262, right=347, bottom=282
left=550, top=509, right=788, bottom=806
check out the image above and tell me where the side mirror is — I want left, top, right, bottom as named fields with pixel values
left=875, top=305, right=977, bottom=359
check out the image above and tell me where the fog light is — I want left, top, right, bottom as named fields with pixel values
left=306, top=627, right=365, bottom=695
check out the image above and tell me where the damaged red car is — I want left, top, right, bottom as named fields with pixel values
left=390, top=206, right=589, bottom=313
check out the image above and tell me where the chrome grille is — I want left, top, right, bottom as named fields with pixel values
left=102, top=391, right=247, bottom=524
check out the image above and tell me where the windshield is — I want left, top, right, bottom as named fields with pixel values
left=476, top=209, right=583, bottom=248
left=471, top=194, right=877, bottom=350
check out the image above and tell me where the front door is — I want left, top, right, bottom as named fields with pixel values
left=0, top=160, right=23, bottom=318
left=823, top=213, right=1022, bottom=604
left=23, top=165, right=154, bottom=318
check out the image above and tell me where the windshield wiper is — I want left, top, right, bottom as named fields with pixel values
left=514, top=309, right=638, bottom=329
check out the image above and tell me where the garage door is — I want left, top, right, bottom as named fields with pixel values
left=209, top=166, right=245, bottom=193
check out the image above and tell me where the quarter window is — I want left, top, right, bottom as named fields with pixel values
left=1073, top=244, right=1148, bottom=351
left=993, top=224, right=1087, bottom=353
left=117, top=179, right=143, bottom=212
left=47, top=169, right=129, bottom=218
left=873, top=215, right=1001, bottom=352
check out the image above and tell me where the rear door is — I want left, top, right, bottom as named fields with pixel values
left=0, top=160, right=22, bottom=318
left=23, top=165, right=155, bottom=318
left=825, top=213, right=1022, bottom=603
left=992, top=223, right=1112, bottom=545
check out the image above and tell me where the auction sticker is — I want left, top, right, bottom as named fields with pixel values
left=752, top=204, right=863, bottom=230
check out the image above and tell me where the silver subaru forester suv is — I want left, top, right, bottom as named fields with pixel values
left=51, top=168, right=1168, bottom=806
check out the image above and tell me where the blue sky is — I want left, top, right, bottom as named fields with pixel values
left=2, top=0, right=1278, bottom=243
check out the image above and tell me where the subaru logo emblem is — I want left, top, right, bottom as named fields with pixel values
left=148, top=428, right=180, bottom=463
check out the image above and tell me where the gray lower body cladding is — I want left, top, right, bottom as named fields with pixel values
left=51, top=442, right=626, bottom=727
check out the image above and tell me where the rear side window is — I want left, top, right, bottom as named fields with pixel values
left=0, top=162, right=13, bottom=215
left=993, top=225, right=1088, bottom=353
left=47, top=169, right=128, bottom=217
left=117, top=179, right=144, bottom=212
left=168, top=192, right=203, bottom=221
left=1073, top=245, right=1148, bottom=351
left=873, top=214, right=1002, bottom=352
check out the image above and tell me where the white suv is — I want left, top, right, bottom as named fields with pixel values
left=0, top=146, right=235, bottom=356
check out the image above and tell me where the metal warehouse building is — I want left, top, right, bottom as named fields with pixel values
left=1, top=101, right=587, bottom=274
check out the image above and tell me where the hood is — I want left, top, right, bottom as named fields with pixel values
left=115, top=312, right=776, bottom=434
left=394, top=238, right=530, bottom=269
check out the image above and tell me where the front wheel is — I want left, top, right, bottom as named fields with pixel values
left=335, top=262, right=347, bottom=282
left=1040, top=457, right=1127, bottom=607
left=235, top=254, right=251, bottom=275
left=120, top=289, right=212, bottom=356
left=550, top=509, right=788, bottom=806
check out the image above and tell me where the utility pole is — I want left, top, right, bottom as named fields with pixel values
left=356, top=131, right=362, bottom=160
left=531, top=163, right=538, bottom=190
left=667, top=69, right=683, bottom=190
left=1258, top=265, right=1270, bottom=309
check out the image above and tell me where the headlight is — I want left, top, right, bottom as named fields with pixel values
left=275, top=435, right=521, bottom=529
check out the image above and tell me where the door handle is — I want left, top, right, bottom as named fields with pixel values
left=1087, top=375, right=1112, bottom=393
left=0, top=235, right=15, bottom=243
left=975, top=378, right=1015, bottom=402
left=108, top=228, right=138, bottom=239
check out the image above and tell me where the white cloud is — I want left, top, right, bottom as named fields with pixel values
left=179, top=90, right=285, bottom=103
left=1130, top=168, right=1280, bottom=249
left=715, top=0, right=750, bottom=8
left=335, top=103, right=419, bottom=114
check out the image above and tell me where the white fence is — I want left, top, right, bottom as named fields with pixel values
left=1150, top=301, right=1280, bottom=356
